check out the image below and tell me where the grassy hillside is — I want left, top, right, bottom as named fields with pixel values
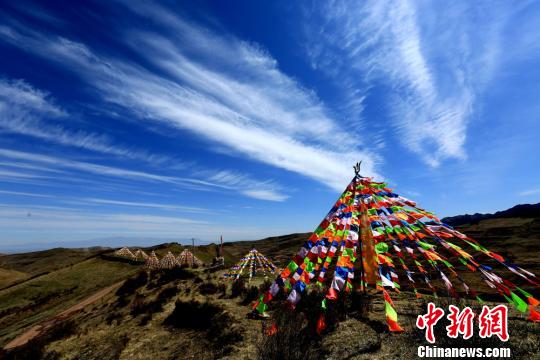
left=453, top=217, right=540, bottom=271
left=0, top=247, right=106, bottom=276
left=0, top=247, right=108, bottom=291
left=0, top=214, right=538, bottom=359
left=5, top=263, right=538, bottom=360
left=0, top=257, right=139, bottom=347
left=0, top=267, right=28, bottom=289
left=221, top=232, right=309, bottom=266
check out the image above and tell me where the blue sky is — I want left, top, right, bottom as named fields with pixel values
left=1, top=0, right=539, bottom=249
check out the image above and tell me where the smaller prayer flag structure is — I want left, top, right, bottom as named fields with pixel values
left=160, top=251, right=179, bottom=269
left=115, top=247, right=134, bottom=259
left=225, top=249, right=276, bottom=281
left=177, top=249, right=203, bottom=267
left=145, top=250, right=160, bottom=270
left=133, top=249, right=148, bottom=261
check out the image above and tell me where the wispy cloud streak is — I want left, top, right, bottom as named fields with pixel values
left=302, top=0, right=513, bottom=167
left=0, top=78, right=173, bottom=164
left=0, top=7, right=381, bottom=190
left=518, top=188, right=540, bottom=197
left=0, top=148, right=288, bottom=201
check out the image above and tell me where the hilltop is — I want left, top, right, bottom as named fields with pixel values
left=0, top=247, right=108, bottom=289
left=0, top=204, right=538, bottom=359
left=442, top=202, right=540, bottom=226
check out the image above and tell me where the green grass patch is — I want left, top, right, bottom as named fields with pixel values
left=0, top=257, right=139, bottom=347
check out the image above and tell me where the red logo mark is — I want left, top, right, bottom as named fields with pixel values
left=416, top=302, right=445, bottom=343
left=446, top=305, right=475, bottom=340
left=478, top=304, right=509, bottom=341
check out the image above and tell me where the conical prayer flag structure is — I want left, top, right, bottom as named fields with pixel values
left=145, top=250, right=160, bottom=270
left=133, top=249, right=148, bottom=261
left=225, top=249, right=277, bottom=281
left=177, top=249, right=203, bottom=267
left=254, top=163, right=540, bottom=331
left=115, top=247, right=134, bottom=259
left=160, top=251, right=178, bottom=269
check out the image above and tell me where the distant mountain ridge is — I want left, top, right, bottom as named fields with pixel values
left=442, top=203, right=540, bottom=226
left=2, top=204, right=539, bottom=253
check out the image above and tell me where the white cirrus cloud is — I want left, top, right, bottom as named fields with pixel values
left=301, top=0, right=518, bottom=167
left=0, top=7, right=381, bottom=191
left=241, top=189, right=289, bottom=202
left=0, top=189, right=54, bottom=198
left=0, top=205, right=206, bottom=233
left=0, top=77, right=172, bottom=164
left=0, top=148, right=288, bottom=201
left=518, top=188, right=540, bottom=197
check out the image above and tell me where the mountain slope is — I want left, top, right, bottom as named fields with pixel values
left=0, top=256, right=140, bottom=347
left=442, top=203, right=540, bottom=226
left=0, top=247, right=107, bottom=275
left=0, top=203, right=539, bottom=359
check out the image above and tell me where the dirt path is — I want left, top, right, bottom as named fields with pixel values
left=4, top=281, right=124, bottom=350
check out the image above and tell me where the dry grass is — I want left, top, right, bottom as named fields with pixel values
left=1, top=216, right=539, bottom=358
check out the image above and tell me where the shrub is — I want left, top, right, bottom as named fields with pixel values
left=138, top=314, right=152, bottom=326
left=131, top=286, right=178, bottom=318
left=116, top=270, right=148, bottom=297
left=147, top=268, right=194, bottom=289
left=240, top=285, right=260, bottom=305
left=157, top=285, right=179, bottom=301
left=217, top=283, right=227, bottom=297
left=164, top=300, right=243, bottom=356
left=164, top=300, right=222, bottom=329
left=109, top=333, right=130, bottom=358
left=199, top=281, right=219, bottom=295
left=208, top=311, right=244, bottom=355
left=105, top=311, right=123, bottom=325
left=131, top=298, right=164, bottom=317
left=230, top=278, right=246, bottom=298
left=259, top=279, right=272, bottom=293
left=256, top=307, right=321, bottom=360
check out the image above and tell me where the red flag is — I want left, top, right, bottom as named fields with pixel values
left=265, top=322, right=278, bottom=336
left=528, top=297, right=540, bottom=307
left=383, top=289, right=394, bottom=306
left=263, top=292, right=273, bottom=303
left=529, top=306, right=540, bottom=323
left=316, top=314, right=326, bottom=335
left=326, top=287, right=338, bottom=300
left=487, top=251, right=505, bottom=263
left=386, top=317, right=404, bottom=332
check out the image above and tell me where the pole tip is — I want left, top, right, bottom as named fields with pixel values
left=353, top=161, right=362, bottom=176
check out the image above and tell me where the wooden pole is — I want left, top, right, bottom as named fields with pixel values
left=353, top=163, right=366, bottom=294
left=192, top=237, right=195, bottom=267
